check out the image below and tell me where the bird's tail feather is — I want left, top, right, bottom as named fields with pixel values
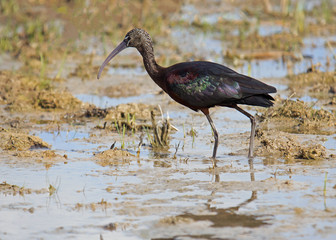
left=235, top=94, right=275, bottom=107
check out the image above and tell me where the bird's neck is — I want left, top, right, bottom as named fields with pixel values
left=138, top=45, right=166, bottom=90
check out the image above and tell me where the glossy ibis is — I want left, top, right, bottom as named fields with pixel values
left=97, top=28, right=276, bottom=161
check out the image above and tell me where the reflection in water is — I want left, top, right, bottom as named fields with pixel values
left=154, top=159, right=269, bottom=240
left=177, top=202, right=267, bottom=227
left=218, top=159, right=258, bottom=212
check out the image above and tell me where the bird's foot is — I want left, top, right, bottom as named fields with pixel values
left=210, top=156, right=217, bottom=169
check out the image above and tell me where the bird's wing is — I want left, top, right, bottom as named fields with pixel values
left=167, top=72, right=241, bottom=108
left=165, top=61, right=276, bottom=108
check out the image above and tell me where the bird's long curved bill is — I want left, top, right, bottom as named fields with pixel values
left=97, top=41, right=127, bottom=79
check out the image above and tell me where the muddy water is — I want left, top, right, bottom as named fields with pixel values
left=1, top=1, right=336, bottom=240
left=1, top=90, right=336, bottom=240
left=1, top=148, right=336, bottom=239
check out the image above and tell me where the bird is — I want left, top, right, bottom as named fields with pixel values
left=97, top=28, right=276, bottom=163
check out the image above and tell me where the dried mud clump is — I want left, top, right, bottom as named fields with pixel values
left=37, top=91, right=82, bottom=110
left=0, top=128, right=50, bottom=151
left=95, top=148, right=135, bottom=167
left=0, top=181, right=48, bottom=196
left=158, top=216, right=194, bottom=225
left=288, top=71, right=336, bottom=99
left=83, top=105, right=109, bottom=118
left=256, top=130, right=326, bottom=161
left=106, top=103, right=159, bottom=120
left=0, top=71, right=82, bottom=111
left=259, top=98, right=336, bottom=134
left=73, top=199, right=112, bottom=212
left=14, top=150, right=65, bottom=163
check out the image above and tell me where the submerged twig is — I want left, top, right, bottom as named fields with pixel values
left=110, top=141, right=116, bottom=150
left=326, top=41, right=336, bottom=60
left=137, top=133, right=144, bottom=157
left=173, top=141, right=181, bottom=159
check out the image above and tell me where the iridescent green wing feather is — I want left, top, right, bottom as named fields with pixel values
left=167, top=66, right=242, bottom=108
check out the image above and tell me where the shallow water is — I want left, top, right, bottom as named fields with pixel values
left=1, top=1, right=336, bottom=240
left=1, top=150, right=336, bottom=239
left=76, top=93, right=155, bottom=108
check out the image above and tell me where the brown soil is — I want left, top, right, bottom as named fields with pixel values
left=0, top=1, right=336, bottom=239
left=256, top=129, right=327, bottom=161
left=258, top=97, right=336, bottom=134
left=95, top=148, right=135, bottom=167
left=0, top=71, right=82, bottom=112
left=288, top=71, right=336, bottom=100
left=0, top=128, right=50, bottom=151
left=100, top=103, right=160, bottom=131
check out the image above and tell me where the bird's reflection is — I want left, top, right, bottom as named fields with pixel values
left=175, top=158, right=268, bottom=229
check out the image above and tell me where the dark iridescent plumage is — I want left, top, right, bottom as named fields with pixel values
left=165, top=61, right=275, bottom=110
left=97, top=28, right=277, bottom=164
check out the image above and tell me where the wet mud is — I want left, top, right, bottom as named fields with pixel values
left=1, top=0, right=336, bottom=239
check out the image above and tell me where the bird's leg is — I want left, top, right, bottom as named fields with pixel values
left=233, top=105, right=256, bottom=158
left=201, top=109, right=219, bottom=166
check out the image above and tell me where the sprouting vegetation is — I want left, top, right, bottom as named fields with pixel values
left=188, top=126, right=198, bottom=148
left=1, top=0, right=336, bottom=239
left=0, top=0, right=182, bottom=62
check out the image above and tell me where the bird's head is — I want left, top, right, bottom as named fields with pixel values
left=124, top=28, right=152, bottom=49
left=97, top=28, right=152, bottom=79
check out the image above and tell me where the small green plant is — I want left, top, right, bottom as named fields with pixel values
left=114, top=120, right=120, bottom=134
left=144, top=126, right=153, bottom=145
left=321, top=0, right=332, bottom=24
left=323, top=172, right=328, bottom=196
left=0, top=0, right=19, bottom=15
left=0, top=32, right=14, bottom=52
left=121, top=124, right=126, bottom=149
left=294, top=0, right=305, bottom=34
left=39, top=52, right=52, bottom=90
left=55, top=50, right=68, bottom=79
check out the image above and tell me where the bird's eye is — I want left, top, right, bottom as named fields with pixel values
left=124, top=36, right=130, bottom=46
